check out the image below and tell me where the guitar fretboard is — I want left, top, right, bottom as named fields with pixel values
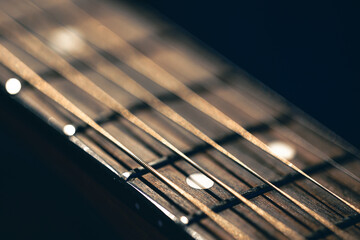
left=0, top=0, right=359, bottom=239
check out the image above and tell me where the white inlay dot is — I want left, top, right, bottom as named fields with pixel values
left=186, top=173, right=214, bottom=190
left=49, top=27, right=84, bottom=54
left=180, top=216, right=189, bottom=224
left=268, top=141, right=296, bottom=160
left=5, top=78, right=22, bottom=95
left=63, top=124, right=76, bottom=136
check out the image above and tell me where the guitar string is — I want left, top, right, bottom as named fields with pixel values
left=35, top=0, right=360, bottom=184
left=7, top=4, right=354, bottom=239
left=6, top=0, right=360, bottom=234
left=211, top=82, right=360, bottom=183
left=0, top=11, right=305, bottom=240
left=235, top=70, right=360, bottom=163
left=16, top=1, right=358, bottom=237
left=213, top=69, right=360, bottom=176
left=6, top=0, right=358, bottom=165
left=13, top=4, right=311, bottom=239
left=24, top=0, right=360, bottom=166
left=56, top=0, right=360, bottom=216
left=21, top=2, right=360, bottom=221
left=25, top=3, right=360, bottom=236
left=0, top=43, right=249, bottom=240
left=17, top=1, right=340, bottom=235
left=19, top=0, right=360, bottom=178
left=293, top=113, right=360, bottom=163
left=4, top=1, right=358, bottom=238
left=0, top=2, right=358, bottom=240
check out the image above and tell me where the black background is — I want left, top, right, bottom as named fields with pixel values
left=1, top=1, right=359, bottom=239
left=144, top=0, right=360, bottom=147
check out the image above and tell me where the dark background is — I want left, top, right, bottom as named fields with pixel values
left=1, top=0, right=359, bottom=239
left=145, top=0, right=360, bottom=147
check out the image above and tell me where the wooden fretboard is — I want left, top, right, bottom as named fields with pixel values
left=0, top=0, right=359, bottom=239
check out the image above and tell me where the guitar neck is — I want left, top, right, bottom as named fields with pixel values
left=0, top=0, right=359, bottom=239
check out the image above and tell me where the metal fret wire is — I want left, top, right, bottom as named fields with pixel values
left=189, top=157, right=353, bottom=223
left=9, top=0, right=359, bottom=184
left=21, top=1, right=342, bottom=237
left=0, top=0, right=358, bottom=166
left=85, top=119, right=313, bottom=235
left=30, top=4, right=360, bottom=225
left=3, top=49, right=356, bottom=240
left=25, top=55, right=360, bottom=186
left=0, top=2, right=358, bottom=238
left=79, top=121, right=281, bottom=232
left=0, top=0, right=358, bottom=237
left=0, top=44, right=249, bottom=240
left=214, top=77, right=360, bottom=182
left=30, top=0, right=359, bottom=209
left=83, top=112, right=360, bottom=233
left=6, top=57, right=360, bottom=238
left=56, top=0, right=360, bottom=216
left=27, top=0, right=359, bottom=236
left=170, top=163, right=282, bottom=239
left=0, top=10, right=302, bottom=239
left=26, top=7, right=358, bottom=234
left=91, top=120, right=357, bottom=236
left=16, top=30, right=360, bottom=184
left=12, top=83, right=347, bottom=238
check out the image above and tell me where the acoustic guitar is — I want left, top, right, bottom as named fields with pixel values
left=0, top=0, right=359, bottom=239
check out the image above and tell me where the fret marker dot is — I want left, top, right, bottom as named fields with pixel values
left=49, top=27, right=84, bottom=54
left=186, top=173, right=214, bottom=190
left=5, top=78, right=21, bottom=95
left=63, top=124, right=76, bottom=136
left=268, top=141, right=296, bottom=160
left=180, top=216, right=189, bottom=224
